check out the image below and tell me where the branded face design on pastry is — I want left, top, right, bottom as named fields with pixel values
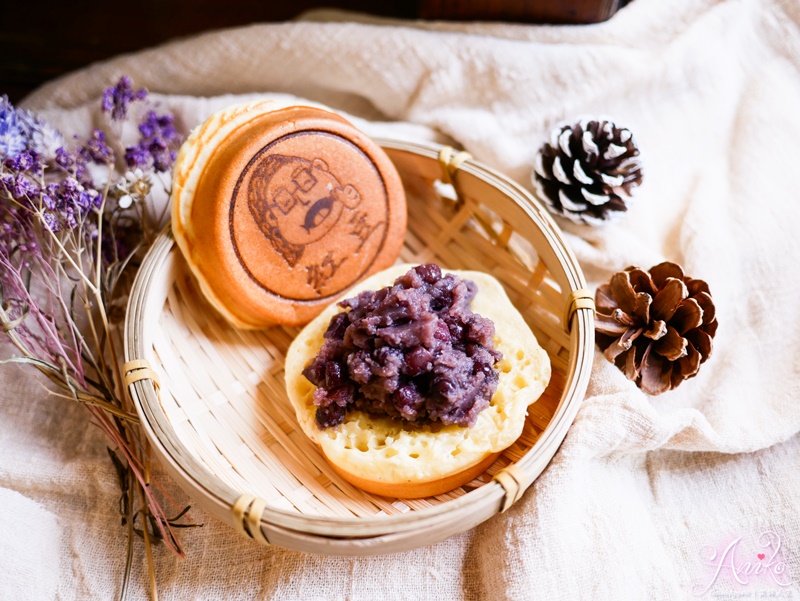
left=232, top=132, right=390, bottom=300
left=171, top=100, right=406, bottom=328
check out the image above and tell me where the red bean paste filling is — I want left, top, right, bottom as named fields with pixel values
left=302, top=264, right=503, bottom=429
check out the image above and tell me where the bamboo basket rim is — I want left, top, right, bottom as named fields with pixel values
left=124, top=138, right=594, bottom=540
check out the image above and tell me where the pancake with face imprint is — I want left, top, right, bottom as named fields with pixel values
left=171, top=99, right=407, bottom=328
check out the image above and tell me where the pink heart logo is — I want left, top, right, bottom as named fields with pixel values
left=758, top=553, right=765, bottom=560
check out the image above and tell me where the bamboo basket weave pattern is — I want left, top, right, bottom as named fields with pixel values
left=124, top=140, right=594, bottom=555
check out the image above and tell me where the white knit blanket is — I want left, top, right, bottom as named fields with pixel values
left=3, top=0, right=800, bottom=598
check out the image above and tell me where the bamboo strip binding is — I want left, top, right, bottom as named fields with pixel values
left=232, top=494, right=271, bottom=545
left=494, top=465, right=526, bottom=513
left=123, top=359, right=161, bottom=390
left=438, top=146, right=472, bottom=185
left=563, top=289, right=595, bottom=333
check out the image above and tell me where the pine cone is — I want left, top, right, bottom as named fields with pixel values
left=595, top=262, right=718, bottom=395
left=533, top=119, right=643, bottom=224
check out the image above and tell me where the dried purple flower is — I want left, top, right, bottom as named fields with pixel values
left=0, top=95, right=26, bottom=159
left=63, top=206, right=79, bottom=229
left=18, top=177, right=39, bottom=199
left=5, top=149, right=41, bottom=173
left=41, top=183, right=59, bottom=210
left=124, top=110, right=179, bottom=173
left=73, top=160, right=92, bottom=188
left=123, top=145, right=150, bottom=169
left=41, top=210, right=61, bottom=233
left=85, top=188, right=101, bottom=211
left=54, top=147, right=74, bottom=170
left=3, top=173, right=40, bottom=200
left=78, top=129, right=113, bottom=164
left=0, top=201, right=37, bottom=263
left=152, top=149, right=177, bottom=173
left=22, top=177, right=101, bottom=233
left=63, top=177, right=100, bottom=212
left=139, top=111, right=177, bottom=141
left=0, top=173, right=13, bottom=191
left=101, top=76, right=147, bottom=121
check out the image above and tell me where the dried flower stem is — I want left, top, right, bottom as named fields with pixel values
left=141, top=452, right=159, bottom=601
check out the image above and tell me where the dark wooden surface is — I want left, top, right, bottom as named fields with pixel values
left=420, top=0, right=622, bottom=23
left=0, top=1, right=416, bottom=103
left=1, top=1, right=626, bottom=103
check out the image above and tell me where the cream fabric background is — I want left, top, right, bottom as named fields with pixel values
left=2, top=0, right=799, bottom=598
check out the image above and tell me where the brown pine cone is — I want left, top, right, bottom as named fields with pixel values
left=533, top=119, right=643, bottom=225
left=595, top=262, right=718, bottom=395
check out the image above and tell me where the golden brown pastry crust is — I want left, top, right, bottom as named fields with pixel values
left=171, top=100, right=406, bottom=329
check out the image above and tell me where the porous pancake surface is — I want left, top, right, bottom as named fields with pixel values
left=284, top=265, right=551, bottom=489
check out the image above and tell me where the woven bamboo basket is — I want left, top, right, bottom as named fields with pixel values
left=124, top=139, right=594, bottom=555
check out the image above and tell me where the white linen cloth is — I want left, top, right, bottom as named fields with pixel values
left=0, top=487, right=60, bottom=600
left=3, top=0, right=800, bottom=597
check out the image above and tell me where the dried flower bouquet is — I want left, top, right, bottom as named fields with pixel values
left=0, top=77, right=192, bottom=600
